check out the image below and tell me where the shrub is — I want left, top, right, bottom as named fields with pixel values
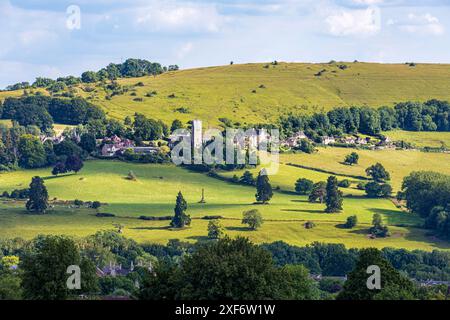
left=304, top=221, right=316, bottom=229
left=338, top=179, right=351, bottom=188
left=344, top=215, right=358, bottom=229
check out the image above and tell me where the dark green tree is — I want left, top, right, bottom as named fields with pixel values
left=26, top=176, right=49, bottom=214
left=365, top=182, right=392, bottom=198
left=139, top=237, right=316, bottom=300
left=325, top=176, right=343, bottom=213
left=337, top=248, right=416, bottom=300
left=171, top=192, right=191, bottom=228
left=366, top=163, right=390, bottom=182
left=255, top=169, right=273, bottom=204
left=240, top=170, right=255, bottom=185
left=344, top=152, right=359, bottom=165
left=295, top=178, right=314, bottom=195
left=207, top=220, right=224, bottom=239
left=170, top=119, right=184, bottom=132
left=65, top=155, right=84, bottom=173
left=308, top=181, right=327, bottom=203
left=79, top=133, right=96, bottom=153
left=344, top=215, right=358, bottom=229
left=18, top=134, right=46, bottom=169
left=21, top=235, right=98, bottom=300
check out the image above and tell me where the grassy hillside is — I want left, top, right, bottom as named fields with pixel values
left=4, top=62, right=450, bottom=126
left=1, top=160, right=449, bottom=250
left=281, top=148, right=450, bottom=191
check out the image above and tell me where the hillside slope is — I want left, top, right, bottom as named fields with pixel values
left=4, top=62, right=450, bottom=126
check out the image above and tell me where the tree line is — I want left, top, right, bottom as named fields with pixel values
left=280, top=99, right=450, bottom=140
left=3, top=58, right=176, bottom=91
left=0, top=95, right=105, bottom=131
left=1, top=231, right=448, bottom=300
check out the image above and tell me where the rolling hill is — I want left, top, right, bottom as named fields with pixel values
left=4, top=62, right=450, bottom=127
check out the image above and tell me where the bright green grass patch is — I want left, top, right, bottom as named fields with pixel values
left=384, top=130, right=450, bottom=148
left=281, top=147, right=450, bottom=191
left=0, top=203, right=446, bottom=251
left=0, top=160, right=442, bottom=251
left=218, top=164, right=366, bottom=196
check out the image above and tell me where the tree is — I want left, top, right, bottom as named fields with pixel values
left=91, top=201, right=101, bottom=211
left=308, top=181, right=327, bottom=203
left=52, top=162, right=67, bottom=176
left=337, top=248, right=416, bottom=300
left=26, top=177, right=49, bottom=214
left=240, top=171, right=255, bottom=186
left=366, top=163, right=390, bottom=182
left=344, top=152, right=359, bottom=165
left=18, top=134, right=46, bottom=169
left=170, top=119, right=184, bottom=132
left=295, top=178, right=314, bottom=195
left=53, top=139, right=83, bottom=158
left=79, top=133, right=96, bottom=153
left=297, top=139, right=315, bottom=154
left=344, top=215, right=358, bottom=229
left=242, top=209, right=263, bottom=230
left=255, top=169, right=273, bottom=204
left=338, top=179, right=351, bottom=188
left=139, top=237, right=306, bottom=300
left=21, top=235, right=98, bottom=300
left=65, top=155, right=84, bottom=173
left=171, top=192, right=191, bottom=228
left=365, top=182, right=392, bottom=198
left=207, top=220, right=224, bottom=239
left=325, top=176, right=343, bottom=213
left=370, top=213, right=390, bottom=238
left=81, top=71, right=98, bottom=83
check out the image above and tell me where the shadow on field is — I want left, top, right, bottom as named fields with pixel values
left=348, top=228, right=370, bottom=235
left=226, top=226, right=252, bottom=232
left=130, top=226, right=171, bottom=231
left=369, top=207, right=420, bottom=226
left=43, top=173, right=76, bottom=180
left=281, top=209, right=325, bottom=214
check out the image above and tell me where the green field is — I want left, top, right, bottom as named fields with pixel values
left=384, top=130, right=450, bottom=148
left=4, top=62, right=450, bottom=126
left=1, top=160, right=448, bottom=251
left=281, top=147, right=450, bottom=191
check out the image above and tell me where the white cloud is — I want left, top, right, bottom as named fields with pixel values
left=325, top=6, right=381, bottom=36
left=390, top=12, right=444, bottom=35
left=351, top=0, right=384, bottom=4
left=134, top=2, right=225, bottom=33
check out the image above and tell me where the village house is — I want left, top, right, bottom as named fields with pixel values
left=321, top=136, right=336, bottom=145
left=100, top=135, right=135, bottom=157
left=282, top=131, right=308, bottom=148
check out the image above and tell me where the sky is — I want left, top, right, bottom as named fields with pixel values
left=1, top=0, right=450, bottom=88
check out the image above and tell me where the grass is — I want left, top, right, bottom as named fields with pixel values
left=4, top=62, right=450, bottom=126
left=1, top=160, right=448, bottom=251
left=384, top=130, right=450, bottom=148
left=281, top=147, right=450, bottom=191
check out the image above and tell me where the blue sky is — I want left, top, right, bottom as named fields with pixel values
left=1, top=0, right=450, bottom=88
